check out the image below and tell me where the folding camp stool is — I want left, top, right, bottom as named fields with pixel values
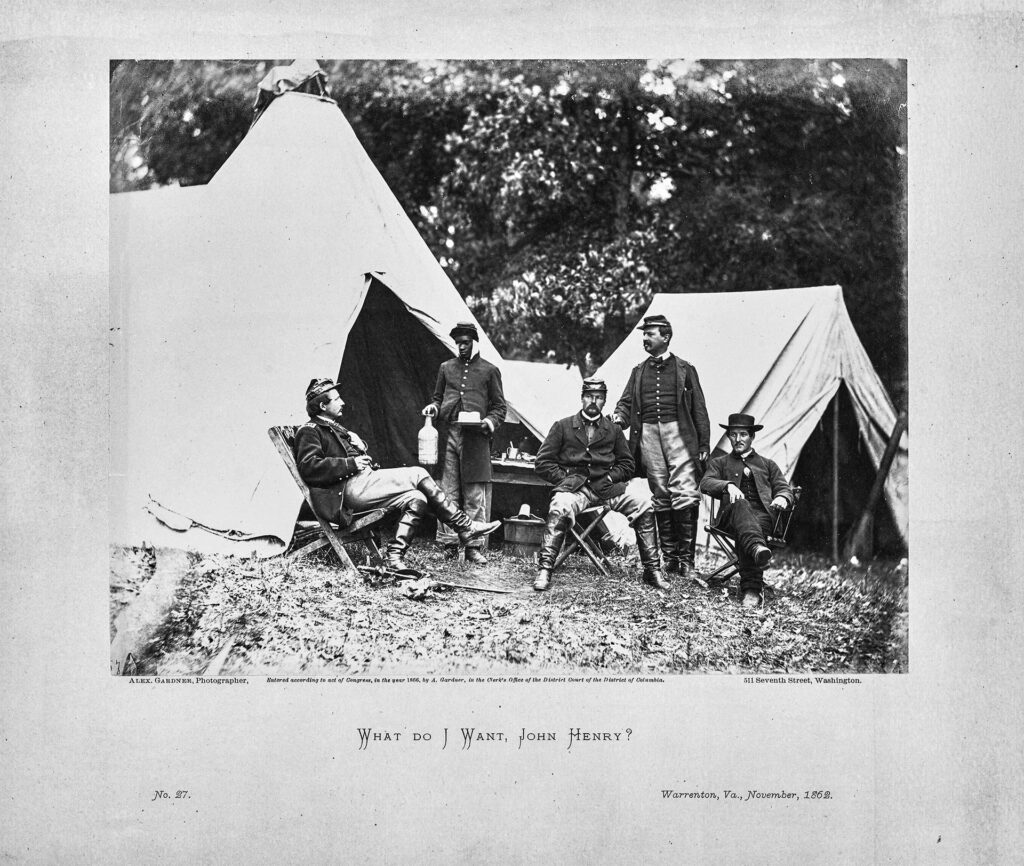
left=704, top=487, right=803, bottom=585
left=268, top=425, right=392, bottom=572
left=552, top=503, right=615, bottom=578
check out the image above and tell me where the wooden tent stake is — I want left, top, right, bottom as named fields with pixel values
left=832, top=390, right=840, bottom=562
left=842, top=412, right=908, bottom=560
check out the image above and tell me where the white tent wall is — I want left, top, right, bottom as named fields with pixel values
left=110, top=181, right=363, bottom=555
left=593, top=286, right=908, bottom=551
left=110, top=91, right=541, bottom=556
left=501, top=360, right=584, bottom=436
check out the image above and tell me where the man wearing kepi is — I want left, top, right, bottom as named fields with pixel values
left=296, top=378, right=500, bottom=570
left=421, top=322, right=506, bottom=565
left=613, top=314, right=710, bottom=581
left=532, top=377, right=665, bottom=592
left=699, top=413, right=794, bottom=608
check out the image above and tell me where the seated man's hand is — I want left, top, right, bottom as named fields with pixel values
left=725, top=483, right=744, bottom=503
left=590, top=475, right=614, bottom=498
left=770, top=495, right=789, bottom=509
left=354, top=455, right=374, bottom=472
left=421, top=404, right=438, bottom=417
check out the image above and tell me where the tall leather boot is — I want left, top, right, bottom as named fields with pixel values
left=634, top=510, right=668, bottom=590
left=534, top=511, right=570, bottom=591
left=655, top=510, right=680, bottom=574
left=385, top=499, right=427, bottom=570
left=416, top=477, right=500, bottom=544
left=673, top=506, right=701, bottom=579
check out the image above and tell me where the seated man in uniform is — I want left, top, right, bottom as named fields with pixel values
left=699, top=413, right=794, bottom=608
left=532, top=377, right=665, bottom=592
left=294, top=378, right=500, bottom=570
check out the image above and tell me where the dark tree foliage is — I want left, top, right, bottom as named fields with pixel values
left=110, top=60, right=263, bottom=189
left=110, top=59, right=906, bottom=407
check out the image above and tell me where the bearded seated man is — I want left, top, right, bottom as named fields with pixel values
left=531, top=377, right=665, bottom=592
left=699, top=413, right=794, bottom=608
left=294, top=378, right=500, bottom=570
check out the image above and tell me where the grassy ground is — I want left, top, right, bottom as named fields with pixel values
left=111, top=541, right=908, bottom=676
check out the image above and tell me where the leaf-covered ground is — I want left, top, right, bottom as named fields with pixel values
left=111, top=540, right=908, bottom=676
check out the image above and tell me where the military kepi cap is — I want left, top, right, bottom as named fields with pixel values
left=581, top=377, right=608, bottom=394
left=720, top=412, right=764, bottom=432
left=636, top=314, right=672, bottom=331
left=306, top=377, right=340, bottom=403
left=450, top=321, right=480, bottom=341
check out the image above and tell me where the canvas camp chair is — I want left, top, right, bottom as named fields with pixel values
left=267, top=425, right=391, bottom=572
left=704, top=487, right=803, bottom=585
left=552, top=503, right=615, bottom=578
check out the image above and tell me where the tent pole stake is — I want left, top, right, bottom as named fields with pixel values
left=832, top=389, right=840, bottom=562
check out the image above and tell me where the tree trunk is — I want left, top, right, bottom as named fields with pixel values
left=613, top=97, right=634, bottom=235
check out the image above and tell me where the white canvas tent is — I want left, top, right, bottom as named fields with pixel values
left=501, top=360, right=583, bottom=436
left=594, top=286, right=908, bottom=547
left=110, top=89, right=543, bottom=556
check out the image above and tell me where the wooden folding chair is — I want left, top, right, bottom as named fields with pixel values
left=553, top=503, right=615, bottom=578
left=267, top=425, right=391, bottom=572
left=704, top=487, right=803, bottom=584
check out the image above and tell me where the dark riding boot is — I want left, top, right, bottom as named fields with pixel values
left=534, top=511, right=570, bottom=591
left=673, top=506, right=701, bottom=579
left=385, top=498, right=427, bottom=569
left=464, top=547, right=488, bottom=565
left=634, top=510, right=668, bottom=590
left=416, top=477, right=500, bottom=544
left=655, top=510, right=680, bottom=574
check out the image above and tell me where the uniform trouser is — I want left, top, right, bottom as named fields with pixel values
left=343, top=466, right=430, bottom=513
left=716, top=499, right=773, bottom=594
left=546, top=478, right=654, bottom=528
left=640, top=421, right=700, bottom=512
left=436, top=425, right=490, bottom=549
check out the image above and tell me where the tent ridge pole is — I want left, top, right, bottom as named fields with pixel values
left=832, top=386, right=840, bottom=562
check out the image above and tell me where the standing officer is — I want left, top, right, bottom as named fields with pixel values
left=613, top=314, right=710, bottom=581
left=422, top=322, right=506, bottom=565
left=532, top=377, right=665, bottom=592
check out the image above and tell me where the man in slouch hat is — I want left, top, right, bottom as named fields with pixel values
left=699, top=413, right=794, bottom=608
left=613, top=314, right=710, bottom=581
left=296, top=378, right=500, bottom=570
left=422, top=322, right=506, bottom=565
left=532, top=377, right=665, bottom=592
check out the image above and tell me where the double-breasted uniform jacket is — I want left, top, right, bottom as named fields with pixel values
left=293, top=416, right=372, bottom=526
left=614, top=355, right=711, bottom=476
left=699, top=450, right=794, bottom=512
left=534, top=413, right=635, bottom=500
left=430, top=354, right=507, bottom=483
